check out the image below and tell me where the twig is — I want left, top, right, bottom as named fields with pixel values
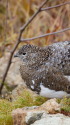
left=0, top=0, right=70, bottom=94
left=21, top=27, right=70, bottom=42
left=41, top=1, right=70, bottom=11
left=0, top=0, right=48, bottom=94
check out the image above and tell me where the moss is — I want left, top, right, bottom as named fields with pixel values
left=13, top=90, right=35, bottom=108
left=0, top=100, right=13, bottom=125
left=0, top=90, right=47, bottom=125
left=34, top=96, right=47, bottom=106
left=60, top=98, right=70, bottom=112
left=13, top=90, right=47, bottom=109
left=0, top=90, right=70, bottom=125
left=0, top=115, right=13, bottom=125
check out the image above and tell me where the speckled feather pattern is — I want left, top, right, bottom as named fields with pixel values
left=15, top=41, right=70, bottom=98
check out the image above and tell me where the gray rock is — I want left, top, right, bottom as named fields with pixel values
left=12, top=99, right=70, bottom=125
left=31, top=113, right=70, bottom=125
left=0, top=52, right=24, bottom=86
left=26, top=111, right=43, bottom=125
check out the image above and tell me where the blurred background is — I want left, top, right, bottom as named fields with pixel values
left=0, top=1, right=70, bottom=120
left=0, top=0, right=70, bottom=57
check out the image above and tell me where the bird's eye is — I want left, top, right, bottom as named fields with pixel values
left=23, top=52, right=26, bottom=55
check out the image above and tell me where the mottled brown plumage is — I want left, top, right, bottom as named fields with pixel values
left=14, top=41, right=70, bottom=98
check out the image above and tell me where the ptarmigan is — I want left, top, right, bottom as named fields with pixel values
left=14, top=41, right=70, bottom=98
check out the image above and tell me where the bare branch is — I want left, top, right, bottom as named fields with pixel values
left=41, top=1, right=70, bottom=11
left=21, top=27, right=70, bottom=42
left=0, top=0, right=48, bottom=94
left=0, top=0, right=70, bottom=94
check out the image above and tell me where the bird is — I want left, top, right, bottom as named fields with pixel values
left=14, top=41, right=70, bottom=98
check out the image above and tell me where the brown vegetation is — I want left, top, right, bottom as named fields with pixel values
left=0, top=0, right=70, bottom=92
left=0, top=0, right=70, bottom=51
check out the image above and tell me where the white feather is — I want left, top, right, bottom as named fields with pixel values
left=40, top=84, right=70, bottom=98
left=64, top=76, right=70, bottom=81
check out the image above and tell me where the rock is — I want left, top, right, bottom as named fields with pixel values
left=39, top=98, right=60, bottom=113
left=12, top=106, right=70, bottom=125
left=0, top=52, right=26, bottom=98
left=31, top=113, right=70, bottom=125
left=12, top=108, right=27, bottom=125
left=0, top=52, right=24, bottom=87
left=25, top=110, right=44, bottom=125
left=12, top=108, right=47, bottom=125
left=12, top=99, right=66, bottom=125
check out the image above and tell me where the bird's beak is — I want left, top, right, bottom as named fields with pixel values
left=14, top=53, right=19, bottom=57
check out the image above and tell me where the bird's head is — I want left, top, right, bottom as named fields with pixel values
left=14, top=44, right=42, bottom=65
